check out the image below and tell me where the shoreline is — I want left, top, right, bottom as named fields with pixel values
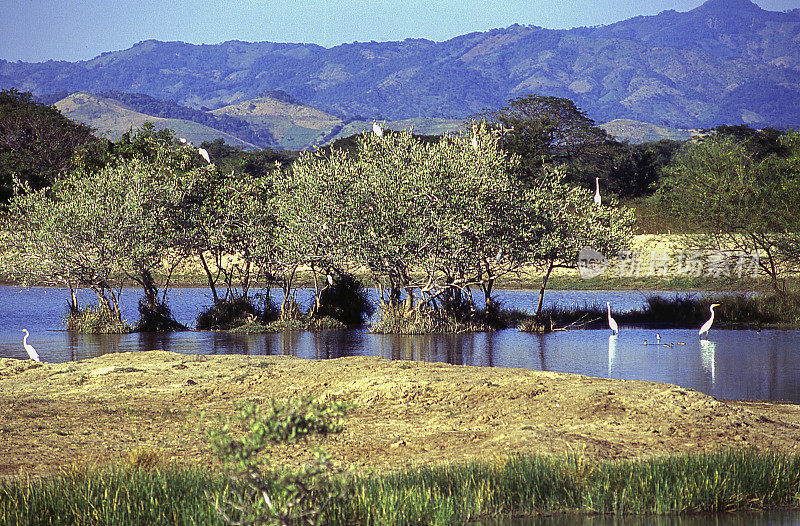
left=2, top=351, right=800, bottom=480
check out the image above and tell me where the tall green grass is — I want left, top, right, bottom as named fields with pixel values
left=0, top=465, right=224, bottom=525
left=3, top=450, right=800, bottom=525
left=65, top=304, right=131, bottom=334
left=622, top=292, right=800, bottom=328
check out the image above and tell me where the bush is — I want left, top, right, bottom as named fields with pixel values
left=314, top=274, right=375, bottom=326
left=206, top=397, right=353, bottom=525
left=196, top=296, right=278, bottom=331
left=135, top=298, right=187, bottom=332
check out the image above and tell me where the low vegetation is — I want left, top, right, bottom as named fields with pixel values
left=2, top=450, right=799, bottom=525
left=64, top=304, right=131, bottom=334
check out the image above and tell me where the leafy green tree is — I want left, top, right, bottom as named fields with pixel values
left=525, top=165, right=635, bottom=317
left=660, top=131, right=800, bottom=294
left=286, top=126, right=633, bottom=325
left=3, top=137, right=205, bottom=330
left=605, top=139, right=683, bottom=198
left=476, top=94, right=616, bottom=186
left=0, top=89, right=98, bottom=202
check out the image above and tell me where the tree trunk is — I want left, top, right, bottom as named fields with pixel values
left=198, top=251, right=219, bottom=304
left=68, top=285, right=78, bottom=314
left=535, top=259, right=555, bottom=319
left=280, top=266, right=298, bottom=319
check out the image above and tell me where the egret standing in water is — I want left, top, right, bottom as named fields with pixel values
left=594, top=178, right=602, bottom=206
left=20, top=329, right=40, bottom=362
left=699, top=303, right=721, bottom=337
left=606, top=301, right=618, bottom=335
left=372, top=121, right=384, bottom=137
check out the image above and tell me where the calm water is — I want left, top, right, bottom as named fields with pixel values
left=2, top=286, right=800, bottom=403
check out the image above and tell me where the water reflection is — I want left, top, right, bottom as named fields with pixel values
left=700, top=340, right=716, bottom=386
left=608, top=334, right=617, bottom=378
left=482, top=510, right=800, bottom=525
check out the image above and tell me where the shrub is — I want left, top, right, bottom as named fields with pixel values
left=196, top=296, right=277, bottom=331
left=135, top=298, right=187, bottom=332
left=206, top=397, right=353, bottom=525
left=314, top=274, right=375, bottom=326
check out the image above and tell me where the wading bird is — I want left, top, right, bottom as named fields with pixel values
left=607, top=301, right=618, bottom=335
left=699, top=303, right=721, bottom=337
left=594, top=178, right=602, bottom=206
left=20, top=329, right=40, bottom=362
left=372, top=121, right=383, bottom=137
left=198, top=147, right=211, bottom=164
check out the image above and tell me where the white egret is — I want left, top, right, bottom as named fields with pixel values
left=372, top=121, right=384, bottom=137
left=699, top=303, right=721, bottom=337
left=179, top=137, right=187, bottom=144
left=606, top=301, right=618, bottom=335
left=20, top=329, right=40, bottom=362
left=656, top=333, right=661, bottom=341
left=594, top=177, right=602, bottom=206
left=471, top=135, right=479, bottom=151
left=198, top=147, right=211, bottom=164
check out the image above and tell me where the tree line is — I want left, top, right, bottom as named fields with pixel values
left=1, top=121, right=633, bottom=332
left=2, top=88, right=799, bottom=332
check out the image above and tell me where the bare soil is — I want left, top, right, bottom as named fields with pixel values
left=2, top=351, right=800, bottom=478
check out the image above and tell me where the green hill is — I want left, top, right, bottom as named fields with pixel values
left=599, top=119, right=692, bottom=143
left=54, top=92, right=258, bottom=149
left=211, top=95, right=345, bottom=150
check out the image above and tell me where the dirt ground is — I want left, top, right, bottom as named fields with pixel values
left=2, top=351, right=800, bottom=479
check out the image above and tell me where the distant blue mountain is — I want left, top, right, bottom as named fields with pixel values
left=2, top=0, right=799, bottom=128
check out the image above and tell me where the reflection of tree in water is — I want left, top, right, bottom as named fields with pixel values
left=376, top=333, right=474, bottom=365
left=310, top=330, right=366, bottom=360
left=280, top=331, right=305, bottom=357
left=67, top=331, right=125, bottom=362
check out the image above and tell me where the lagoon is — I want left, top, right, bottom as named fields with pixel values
left=1, top=286, right=799, bottom=403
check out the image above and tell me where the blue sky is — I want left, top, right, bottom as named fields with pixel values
left=2, top=0, right=798, bottom=63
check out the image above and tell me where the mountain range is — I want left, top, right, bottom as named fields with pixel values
left=2, top=0, right=798, bottom=149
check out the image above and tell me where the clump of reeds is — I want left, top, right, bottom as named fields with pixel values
left=65, top=304, right=131, bottom=334
left=517, top=302, right=606, bottom=332
left=371, top=302, right=517, bottom=334
left=0, top=465, right=223, bottom=525
left=622, top=292, right=800, bottom=328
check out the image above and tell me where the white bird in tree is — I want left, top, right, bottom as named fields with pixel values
left=20, top=329, right=40, bottom=362
left=179, top=137, right=187, bottom=144
left=198, top=147, right=211, bottom=164
left=699, top=303, right=721, bottom=337
left=594, top=177, right=602, bottom=206
left=372, top=121, right=384, bottom=137
left=606, top=302, right=618, bottom=335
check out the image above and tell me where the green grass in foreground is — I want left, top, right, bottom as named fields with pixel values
left=3, top=450, right=800, bottom=525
